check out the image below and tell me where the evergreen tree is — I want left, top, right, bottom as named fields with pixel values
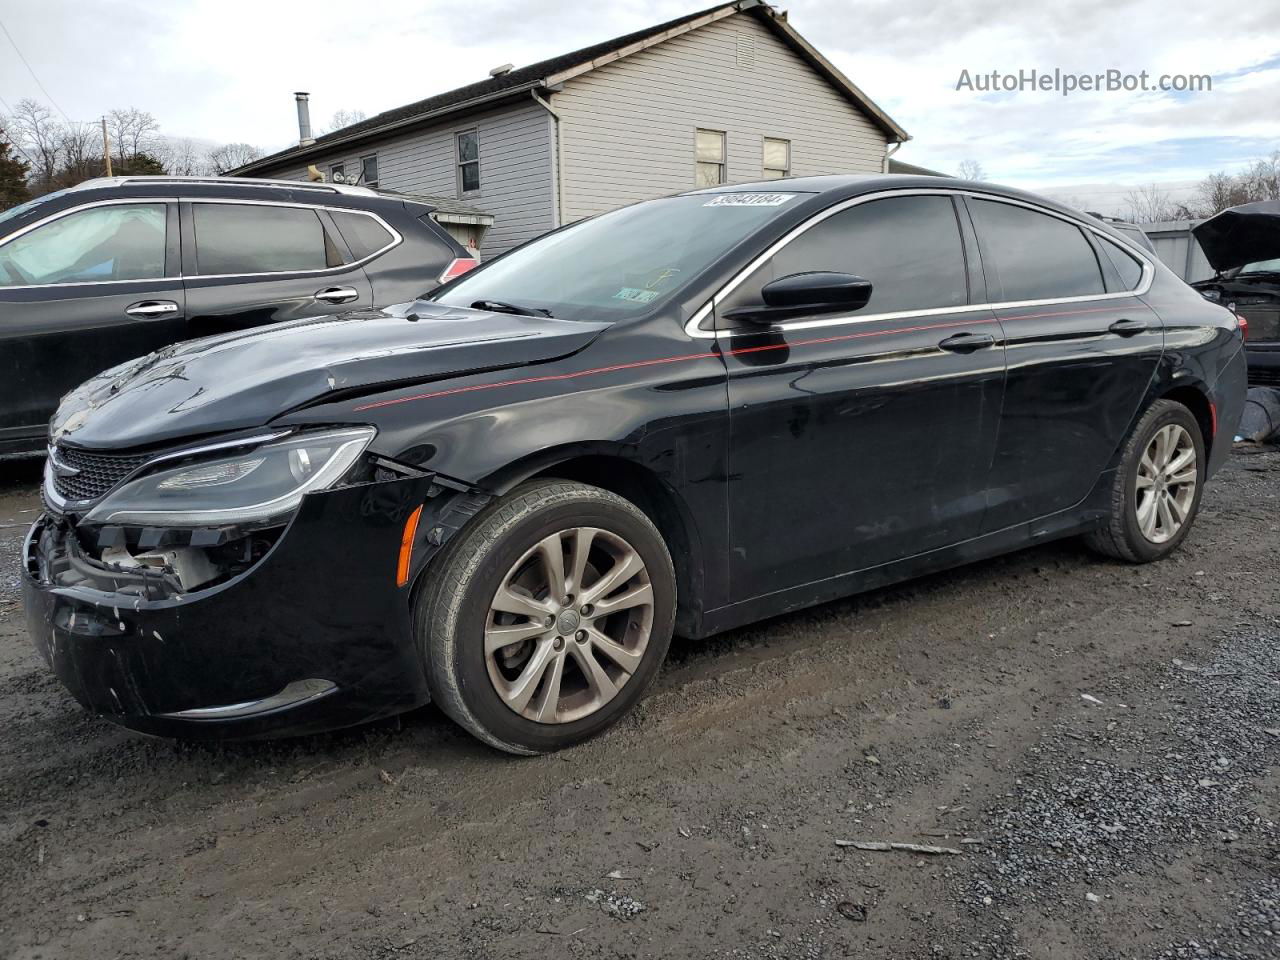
left=0, top=139, right=31, bottom=212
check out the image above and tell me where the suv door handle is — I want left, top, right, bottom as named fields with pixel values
left=314, top=286, right=359, bottom=305
left=938, top=332, right=995, bottom=353
left=1108, top=318, right=1148, bottom=336
left=125, top=300, right=180, bottom=319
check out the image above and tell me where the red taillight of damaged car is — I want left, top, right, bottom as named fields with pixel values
left=439, top=257, right=479, bottom=284
left=1234, top=312, right=1249, bottom=341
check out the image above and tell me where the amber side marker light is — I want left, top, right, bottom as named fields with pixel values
left=397, top=504, right=425, bottom=587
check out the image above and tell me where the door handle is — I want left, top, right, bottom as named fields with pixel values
left=314, top=286, right=359, bottom=305
left=125, top=300, right=180, bottom=319
left=1108, top=318, right=1148, bottom=336
left=938, top=332, right=995, bottom=353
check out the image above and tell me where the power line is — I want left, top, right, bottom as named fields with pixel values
left=0, top=16, right=73, bottom=124
left=0, top=92, right=42, bottom=169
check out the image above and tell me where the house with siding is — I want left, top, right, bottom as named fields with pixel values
left=231, top=0, right=908, bottom=257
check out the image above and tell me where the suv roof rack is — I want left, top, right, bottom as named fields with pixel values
left=71, top=176, right=378, bottom=197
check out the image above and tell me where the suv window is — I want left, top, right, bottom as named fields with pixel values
left=722, top=195, right=969, bottom=317
left=192, top=203, right=340, bottom=275
left=0, top=203, right=166, bottom=287
left=970, top=199, right=1104, bottom=301
left=331, top=211, right=395, bottom=260
left=1098, top=236, right=1145, bottom=290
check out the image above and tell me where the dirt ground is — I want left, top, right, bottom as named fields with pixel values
left=0, top=447, right=1277, bottom=960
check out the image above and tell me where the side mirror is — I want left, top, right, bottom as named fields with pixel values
left=721, top=271, right=873, bottom=324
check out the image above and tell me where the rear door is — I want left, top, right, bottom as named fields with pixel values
left=180, top=200, right=375, bottom=337
left=0, top=200, right=184, bottom=445
left=718, top=192, right=1006, bottom=601
left=966, top=197, right=1164, bottom=530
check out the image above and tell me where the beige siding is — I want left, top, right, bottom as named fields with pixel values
left=552, top=13, right=889, bottom=222
left=251, top=102, right=556, bottom=256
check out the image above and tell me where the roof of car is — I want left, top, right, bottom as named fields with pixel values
left=67, top=176, right=380, bottom=198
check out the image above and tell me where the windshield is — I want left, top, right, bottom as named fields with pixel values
left=1237, top=257, right=1280, bottom=275
left=0, top=188, right=73, bottom=228
left=430, top=192, right=807, bottom=321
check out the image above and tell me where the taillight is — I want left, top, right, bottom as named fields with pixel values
left=1234, top=311, right=1249, bottom=341
left=439, top=257, right=478, bottom=283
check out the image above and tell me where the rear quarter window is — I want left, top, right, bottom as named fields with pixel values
left=1098, top=236, right=1146, bottom=291
left=331, top=211, right=396, bottom=260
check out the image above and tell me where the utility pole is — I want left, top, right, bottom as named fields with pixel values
left=101, top=117, right=112, bottom=177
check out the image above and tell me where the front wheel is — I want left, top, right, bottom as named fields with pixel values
left=1084, top=398, right=1206, bottom=563
left=417, top=479, right=676, bottom=754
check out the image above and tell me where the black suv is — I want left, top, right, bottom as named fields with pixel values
left=0, top=176, right=475, bottom=457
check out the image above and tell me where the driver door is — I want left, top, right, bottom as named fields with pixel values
left=718, top=193, right=1006, bottom=602
left=0, top=201, right=185, bottom=446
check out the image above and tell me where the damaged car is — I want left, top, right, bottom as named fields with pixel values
left=1192, top=199, right=1280, bottom=387
left=22, top=175, right=1248, bottom=754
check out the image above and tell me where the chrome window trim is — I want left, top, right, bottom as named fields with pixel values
left=683, top=188, right=1156, bottom=340
left=0, top=196, right=401, bottom=291
left=0, top=198, right=177, bottom=291
left=187, top=198, right=402, bottom=280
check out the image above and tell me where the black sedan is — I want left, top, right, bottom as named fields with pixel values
left=22, top=175, right=1248, bottom=754
left=0, top=176, right=474, bottom=458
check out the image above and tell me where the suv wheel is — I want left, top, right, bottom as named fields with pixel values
left=417, top=479, right=676, bottom=754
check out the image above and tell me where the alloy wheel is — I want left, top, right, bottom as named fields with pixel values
left=484, top=526, right=655, bottom=724
left=1135, top=423, right=1197, bottom=544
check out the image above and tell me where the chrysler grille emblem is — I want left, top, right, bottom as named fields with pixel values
left=48, top=447, right=81, bottom=478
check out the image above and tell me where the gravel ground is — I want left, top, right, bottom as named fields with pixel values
left=0, top=447, right=1277, bottom=960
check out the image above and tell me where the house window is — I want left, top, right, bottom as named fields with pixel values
left=763, top=138, right=790, bottom=179
left=329, top=162, right=346, bottom=183
left=457, top=130, right=480, bottom=194
left=360, top=154, right=379, bottom=187
left=695, top=129, right=725, bottom=187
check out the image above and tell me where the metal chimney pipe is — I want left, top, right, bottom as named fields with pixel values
left=294, top=92, right=314, bottom=146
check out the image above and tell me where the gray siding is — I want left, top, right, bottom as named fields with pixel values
left=253, top=102, right=556, bottom=256
left=551, top=12, right=889, bottom=222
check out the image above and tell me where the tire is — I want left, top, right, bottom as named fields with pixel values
left=1084, top=398, right=1206, bottom=563
left=417, top=479, right=676, bottom=755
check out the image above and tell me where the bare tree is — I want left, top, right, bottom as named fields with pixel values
left=156, top=137, right=206, bottom=176
left=106, top=107, right=161, bottom=168
left=205, top=142, right=264, bottom=175
left=57, top=121, right=99, bottom=186
left=7, top=98, right=63, bottom=188
left=957, top=159, right=986, bottom=181
left=1240, top=152, right=1280, bottom=203
left=1194, top=172, right=1249, bottom=217
left=322, top=109, right=367, bottom=135
left=1123, top=183, right=1180, bottom=223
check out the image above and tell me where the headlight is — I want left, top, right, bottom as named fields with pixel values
left=83, top=427, right=375, bottom=527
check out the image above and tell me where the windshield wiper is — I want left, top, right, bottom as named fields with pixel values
left=471, top=299, right=554, bottom=318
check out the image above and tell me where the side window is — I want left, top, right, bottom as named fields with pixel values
left=457, top=131, right=480, bottom=194
left=695, top=129, right=726, bottom=187
left=0, top=203, right=166, bottom=287
left=192, top=204, right=339, bottom=275
left=969, top=199, right=1104, bottom=301
left=1098, top=235, right=1146, bottom=290
left=330, top=211, right=395, bottom=260
left=722, top=195, right=969, bottom=317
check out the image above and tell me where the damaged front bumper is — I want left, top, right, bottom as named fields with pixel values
left=21, top=473, right=484, bottom=739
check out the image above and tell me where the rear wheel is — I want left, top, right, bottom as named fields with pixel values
left=1084, top=398, right=1205, bottom=563
left=417, top=479, right=676, bottom=754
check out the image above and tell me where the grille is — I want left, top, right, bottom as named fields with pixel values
left=1248, top=366, right=1280, bottom=388
left=1236, top=304, right=1280, bottom=343
left=51, top=445, right=150, bottom=502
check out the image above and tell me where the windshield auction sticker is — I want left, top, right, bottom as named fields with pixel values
left=703, top=193, right=797, bottom=207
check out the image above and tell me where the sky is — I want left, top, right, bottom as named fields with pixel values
left=2, top=0, right=1278, bottom=216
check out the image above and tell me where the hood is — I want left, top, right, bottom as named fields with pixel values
left=1193, top=199, right=1280, bottom=273
left=52, top=302, right=609, bottom=449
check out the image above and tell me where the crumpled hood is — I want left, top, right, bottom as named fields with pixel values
left=1193, top=199, right=1280, bottom=273
left=52, top=301, right=610, bottom=449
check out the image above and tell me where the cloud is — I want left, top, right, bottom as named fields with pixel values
left=0, top=0, right=1275, bottom=191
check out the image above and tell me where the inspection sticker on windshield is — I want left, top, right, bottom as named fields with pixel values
left=703, top=193, right=797, bottom=207
left=614, top=287, right=661, bottom=304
